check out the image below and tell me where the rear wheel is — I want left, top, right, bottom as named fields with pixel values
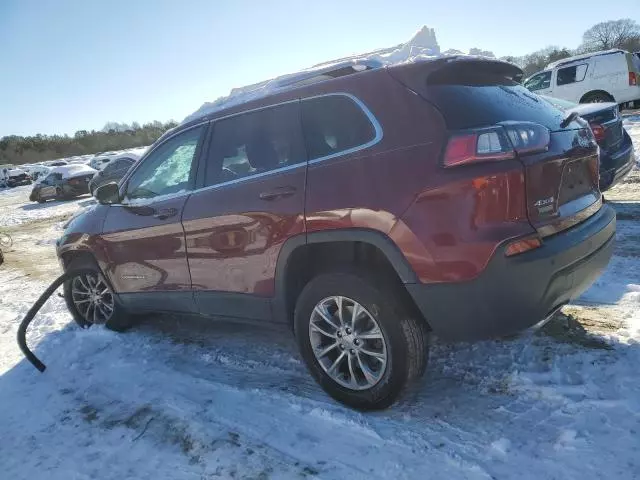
left=582, top=91, right=614, bottom=104
left=63, top=258, right=134, bottom=332
left=294, top=271, right=429, bottom=410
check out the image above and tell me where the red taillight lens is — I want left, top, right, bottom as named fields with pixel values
left=630, top=71, right=637, bottom=86
left=443, top=122, right=549, bottom=168
left=505, top=236, right=542, bottom=256
left=589, top=122, right=606, bottom=144
left=68, top=178, right=80, bottom=185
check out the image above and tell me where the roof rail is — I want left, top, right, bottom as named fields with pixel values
left=273, top=59, right=383, bottom=89
left=546, top=49, right=625, bottom=69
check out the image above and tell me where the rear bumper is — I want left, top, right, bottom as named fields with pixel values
left=406, top=205, right=616, bottom=341
left=599, top=135, right=635, bottom=191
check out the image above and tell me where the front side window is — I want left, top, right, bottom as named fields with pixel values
left=524, top=71, right=552, bottom=91
left=126, top=125, right=203, bottom=200
left=557, top=64, right=588, bottom=86
left=301, top=95, right=376, bottom=161
left=205, top=102, right=305, bottom=186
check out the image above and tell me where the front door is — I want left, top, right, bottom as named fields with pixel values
left=182, top=101, right=307, bottom=321
left=524, top=70, right=553, bottom=97
left=99, top=124, right=206, bottom=313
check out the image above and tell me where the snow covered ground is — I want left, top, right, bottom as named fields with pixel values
left=0, top=119, right=639, bottom=479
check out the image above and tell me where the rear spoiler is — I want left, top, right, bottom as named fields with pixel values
left=388, top=56, right=525, bottom=91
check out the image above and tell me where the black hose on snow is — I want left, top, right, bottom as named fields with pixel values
left=17, top=268, right=96, bottom=372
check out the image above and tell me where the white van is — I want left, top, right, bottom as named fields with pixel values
left=524, top=49, right=640, bottom=107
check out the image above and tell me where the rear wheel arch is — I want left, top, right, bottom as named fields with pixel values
left=580, top=90, right=615, bottom=103
left=273, top=229, right=426, bottom=328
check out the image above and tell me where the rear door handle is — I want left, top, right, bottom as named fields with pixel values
left=153, top=207, right=178, bottom=220
left=259, top=186, right=297, bottom=201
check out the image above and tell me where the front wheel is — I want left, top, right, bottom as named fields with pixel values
left=294, top=271, right=429, bottom=410
left=63, top=258, right=134, bottom=332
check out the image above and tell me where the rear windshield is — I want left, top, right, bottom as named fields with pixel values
left=426, top=73, right=566, bottom=131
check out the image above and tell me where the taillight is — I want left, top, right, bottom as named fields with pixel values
left=68, top=178, right=80, bottom=185
left=589, top=122, right=606, bottom=144
left=630, top=71, right=637, bottom=86
left=443, top=122, right=550, bottom=168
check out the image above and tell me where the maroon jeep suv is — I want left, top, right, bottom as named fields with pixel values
left=57, top=57, right=615, bottom=409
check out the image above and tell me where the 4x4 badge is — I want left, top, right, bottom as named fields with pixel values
left=533, top=196, right=554, bottom=207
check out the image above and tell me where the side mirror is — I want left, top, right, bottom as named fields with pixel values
left=94, top=182, right=120, bottom=204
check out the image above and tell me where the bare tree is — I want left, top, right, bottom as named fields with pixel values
left=581, top=19, right=640, bottom=52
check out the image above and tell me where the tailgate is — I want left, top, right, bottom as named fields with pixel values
left=394, top=58, right=603, bottom=238
left=520, top=127, right=600, bottom=237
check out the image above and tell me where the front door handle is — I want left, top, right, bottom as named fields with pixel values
left=259, top=186, right=297, bottom=201
left=153, top=207, right=178, bottom=220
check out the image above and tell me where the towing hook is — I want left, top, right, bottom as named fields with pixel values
left=17, top=268, right=98, bottom=372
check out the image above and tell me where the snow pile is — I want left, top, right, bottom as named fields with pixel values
left=0, top=185, right=92, bottom=227
left=469, top=48, right=496, bottom=58
left=185, top=26, right=443, bottom=123
left=185, top=26, right=502, bottom=124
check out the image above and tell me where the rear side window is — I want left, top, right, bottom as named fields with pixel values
left=427, top=72, right=565, bottom=131
left=301, top=95, right=376, bottom=161
left=205, top=101, right=305, bottom=186
left=557, top=64, right=587, bottom=86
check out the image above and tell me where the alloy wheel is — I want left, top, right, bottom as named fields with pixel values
left=71, top=273, right=114, bottom=325
left=309, top=296, right=388, bottom=390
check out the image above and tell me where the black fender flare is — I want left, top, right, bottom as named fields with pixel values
left=272, top=228, right=417, bottom=323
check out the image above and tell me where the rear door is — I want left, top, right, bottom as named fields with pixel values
left=593, top=54, right=627, bottom=99
left=99, top=124, right=206, bottom=312
left=40, top=173, right=61, bottom=199
left=182, top=101, right=307, bottom=321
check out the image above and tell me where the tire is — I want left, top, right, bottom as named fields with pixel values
left=294, top=270, right=429, bottom=410
left=582, top=91, right=614, bottom=104
left=63, top=257, right=134, bottom=332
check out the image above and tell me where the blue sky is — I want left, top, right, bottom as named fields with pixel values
left=1, top=0, right=638, bottom=137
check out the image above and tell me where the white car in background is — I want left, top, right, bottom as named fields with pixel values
left=89, top=151, right=122, bottom=171
left=22, top=164, right=52, bottom=181
left=90, top=149, right=146, bottom=171
left=524, top=49, right=640, bottom=107
left=2, top=167, right=32, bottom=188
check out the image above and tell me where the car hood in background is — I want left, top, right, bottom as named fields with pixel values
left=564, top=102, right=618, bottom=117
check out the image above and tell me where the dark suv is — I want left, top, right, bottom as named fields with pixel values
left=56, top=57, right=615, bottom=410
